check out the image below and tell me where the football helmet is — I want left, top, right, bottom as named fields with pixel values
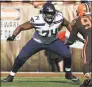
left=42, top=3, right=56, bottom=23
left=76, top=3, right=90, bottom=16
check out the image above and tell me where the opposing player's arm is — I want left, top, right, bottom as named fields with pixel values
left=65, top=19, right=85, bottom=45
left=68, top=22, right=79, bottom=42
left=62, top=18, right=72, bottom=32
left=7, top=21, right=34, bottom=41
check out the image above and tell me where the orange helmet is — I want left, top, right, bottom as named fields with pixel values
left=77, top=3, right=90, bottom=16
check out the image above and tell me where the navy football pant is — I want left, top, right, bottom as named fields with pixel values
left=12, top=38, right=71, bottom=72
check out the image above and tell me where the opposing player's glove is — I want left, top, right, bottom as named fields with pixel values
left=7, top=35, right=16, bottom=41
left=64, top=38, right=74, bottom=45
left=64, top=36, right=84, bottom=45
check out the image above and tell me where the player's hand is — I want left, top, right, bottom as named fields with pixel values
left=7, top=35, right=15, bottom=41
left=64, top=38, right=74, bottom=45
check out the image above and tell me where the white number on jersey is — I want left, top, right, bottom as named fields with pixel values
left=41, top=28, right=58, bottom=37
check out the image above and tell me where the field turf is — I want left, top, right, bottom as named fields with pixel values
left=1, top=77, right=84, bottom=87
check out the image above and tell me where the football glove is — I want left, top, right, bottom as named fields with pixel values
left=7, top=35, right=16, bottom=41
left=64, top=38, right=74, bottom=45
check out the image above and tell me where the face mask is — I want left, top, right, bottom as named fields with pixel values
left=43, top=13, right=55, bottom=23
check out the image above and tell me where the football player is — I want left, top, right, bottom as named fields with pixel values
left=1, top=3, right=79, bottom=82
left=65, top=3, right=92, bottom=86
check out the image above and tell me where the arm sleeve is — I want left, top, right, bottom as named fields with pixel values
left=68, top=20, right=79, bottom=42
left=62, top=18, right=70, bottom=26
left=75, top=18, right=87, bottom=39
left=78, top=26, right=87, bottom=39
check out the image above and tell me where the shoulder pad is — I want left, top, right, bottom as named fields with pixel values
left=30, top=14, right=43, bottom=24
left=55, top=11, right=64, bottom=21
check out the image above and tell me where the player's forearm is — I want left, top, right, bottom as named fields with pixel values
left=12, top=21, right=33, bottom=37
left=66, top=23, right=72, bottom=32
left=12, top=26, right=22, bottom=37
left=63, top=18, right=72, bottom=32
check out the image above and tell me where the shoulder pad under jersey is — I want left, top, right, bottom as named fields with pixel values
left=30, top=14, right=44, bottom=24
left=56, top=11, right=64, bottom=20
left=54, top=11, right=64, bottom=23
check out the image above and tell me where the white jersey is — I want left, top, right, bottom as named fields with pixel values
left=30, top=11, right=64, bottom=44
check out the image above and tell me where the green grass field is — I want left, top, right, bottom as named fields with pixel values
left=1, top=77, right=83, bottom=87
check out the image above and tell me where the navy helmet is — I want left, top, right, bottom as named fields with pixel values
left=41, top=3, right=56, bottom=23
